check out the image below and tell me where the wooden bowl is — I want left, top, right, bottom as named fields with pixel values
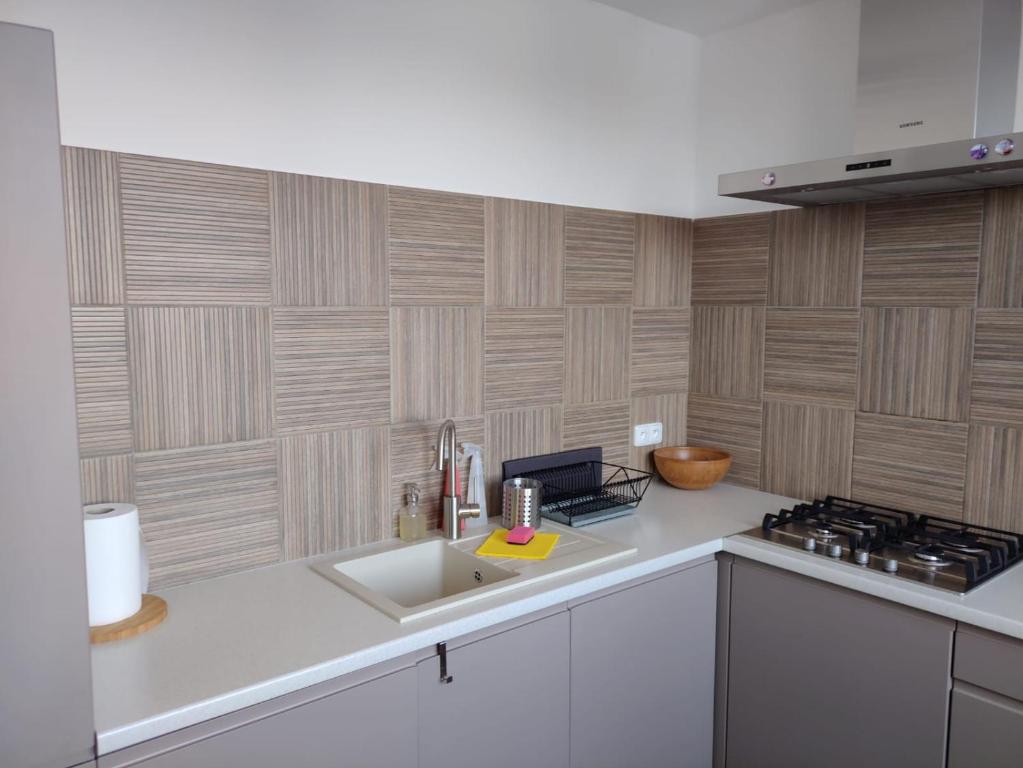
left=653, top=446, right=732, bottom=490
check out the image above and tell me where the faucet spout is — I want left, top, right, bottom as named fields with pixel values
left=434, top=419, right=480, bottom=540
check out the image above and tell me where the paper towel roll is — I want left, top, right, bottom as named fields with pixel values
left=83, top=503, right=147, bottom=626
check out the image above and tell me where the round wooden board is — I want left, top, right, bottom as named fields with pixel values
left=90, top=594, right=167, bottom=644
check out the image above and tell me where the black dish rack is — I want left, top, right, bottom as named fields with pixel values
left=503, top=448, right=653, bottom=527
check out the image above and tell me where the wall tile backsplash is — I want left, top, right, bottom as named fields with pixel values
left=690, top=188, right=1023, bottom=532
left=64, top=145, right=1023, bottom=588
left=65, top=147, right=691, bottom=588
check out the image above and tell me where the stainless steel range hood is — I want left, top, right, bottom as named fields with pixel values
left=719, top=0, right=1023, bottom=206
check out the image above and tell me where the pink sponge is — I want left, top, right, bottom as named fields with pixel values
left=506, top=526, right=535, bottom=545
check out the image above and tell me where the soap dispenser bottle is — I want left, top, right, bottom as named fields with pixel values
left=399, top=482, right=427, bottom=542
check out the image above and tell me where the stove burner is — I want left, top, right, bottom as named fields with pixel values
left=813, top=524, right=838, bottom=540
left=911, top=544, right=952, bottom=567
left=938, top=530, right=986, bottom=554
left=835, top=517, right=875, bottom=531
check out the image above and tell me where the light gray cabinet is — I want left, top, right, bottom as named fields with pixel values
left=721, top=558, right=954, bottom=768
left=0, top=21, right=96, bottom=768
left=418, top=610, right=571, bottom=768
left=948, top=623, right=1023, bottom=767
left=948, top=684, right=1023, bottom=768
left=569, top=559, right=717, bottom=768
left=102, top=665, right=417, bottom=768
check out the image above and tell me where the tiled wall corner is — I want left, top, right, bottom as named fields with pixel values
left=689, top=187, right=1023, bottom=530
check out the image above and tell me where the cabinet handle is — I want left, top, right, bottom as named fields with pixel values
left=437, top=642, right=453, bottom=684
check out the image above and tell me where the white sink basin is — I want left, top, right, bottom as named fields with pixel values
left=314, top=523, right=636, bottom=622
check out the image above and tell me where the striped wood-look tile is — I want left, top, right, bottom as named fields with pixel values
left=279, top=427, right=390, bottom=558
left=389, top=417, right=485, bottom=533
left=120, top=154, right=271, bottom=304
left=71, top=307, right=132, bottom=456
left=388, top=186, right=485, bottom=305
left=630, top=393, right=687, bottom=472
left=564, top=306, right=630, bottom=404
left=273, top=308, right=390, bottom=434
left=391, top=306, right=483, bottom=422
left=564, top=207, right=635, bottom=304
left=563, top=401, right=632, bottom=471
left=768, top=205, right=863, bottom=307
left=62, top=147, right=123, bottom=305
left=862, top=193, right=983, bottom=306
left=692, top=213, right=769, bottom=305
left=762, top=400, right=854, bottom=500
left=135, top=440, right=280, bottom=588
left=485, top=199, right=564, bottom=307
left=978, top=187, right=1023, bottom=308
left=129, top=306, right=273, bottom=451
left=634, top=215, right=691, bottom=307
left=971, top=310, right=1023, bottom=427
left=80, top=454, right=134, bottom=505
left=690, top=306, right=764, bottom=401
left=630, top=308, right=689, bottom=397
left=686, top=394, right=761, bottom=488
left=965, top=424, right=1023, bottom=532
left=763, top=308, right=860, bottom=407
left=271, top=172, right=387, bottom=306
left=484, top=406, right=562, bottom=512
left=858, top=307, right=973, bottom=422
left=484, top=308, right=564, bottom=411
left=851, top=413, right=968, bottom=519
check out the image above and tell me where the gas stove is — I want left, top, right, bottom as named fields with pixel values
left=740, top=496, right=1023, bottom=594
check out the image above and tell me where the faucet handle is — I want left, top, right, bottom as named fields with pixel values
left=459, top=502, right=481, bottom=520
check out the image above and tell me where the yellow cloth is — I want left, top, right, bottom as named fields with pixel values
left=475, top=528, right=560, bottom=560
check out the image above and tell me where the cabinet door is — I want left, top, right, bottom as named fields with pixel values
left=725, top=559, right=953, bottom=768
left=130, top=667, right=417, bottom=768
left=418, top=611, right=570, bottom=768
left=948, top=684, right=1023, bottom=768
left=569, top=561, right=717, bottom=768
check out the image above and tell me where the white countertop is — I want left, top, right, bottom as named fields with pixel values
left=91, top=480, right=1023, bottom=755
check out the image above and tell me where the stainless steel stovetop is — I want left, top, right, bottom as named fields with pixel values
left=739, top=496, right=1023, bottom=594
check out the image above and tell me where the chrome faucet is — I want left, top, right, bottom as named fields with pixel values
left=434, top=419, right=480, bottom=540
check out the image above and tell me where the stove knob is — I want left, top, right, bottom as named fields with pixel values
left=802, top=536, right=817, bottom=552
left=883, top=558, right=899, bottom=574
left=854, top=549, right=870, bottom=565
left=827, top=543, right=843, bottom=558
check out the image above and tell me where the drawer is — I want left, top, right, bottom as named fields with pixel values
left=948, top=684, right=1023, bottom=768
left=954, top=624, right=1023, bottom=701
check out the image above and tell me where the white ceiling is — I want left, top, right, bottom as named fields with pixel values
left=593, top=0, right=821, bottom=36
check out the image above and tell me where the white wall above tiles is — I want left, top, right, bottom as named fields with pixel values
left=693, top=0, right=861, bottom=217
left=0, top=0, right=700, bottom=216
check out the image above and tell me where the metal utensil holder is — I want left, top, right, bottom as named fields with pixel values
left=502, top=477, right=543, bottom=529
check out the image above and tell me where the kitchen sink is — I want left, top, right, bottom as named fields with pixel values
left=314, top=523, right=637, bottom=622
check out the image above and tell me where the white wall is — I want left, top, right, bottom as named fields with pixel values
left=693, top=0, right=861, bottom=216
left=0, top=0, right=701, bottom=216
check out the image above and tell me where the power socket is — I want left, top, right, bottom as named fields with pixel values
left=633, top=422, right=663, bottom=447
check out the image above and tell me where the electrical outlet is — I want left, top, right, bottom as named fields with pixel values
left=633, top=422, right=663, bottom=447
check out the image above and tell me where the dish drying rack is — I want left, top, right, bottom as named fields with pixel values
left=503, top=448, right=653, bottom=527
